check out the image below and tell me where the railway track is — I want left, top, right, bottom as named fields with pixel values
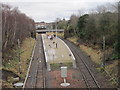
left=62, top=38, right=101, bottom=89
left=34, top=35, right=46, bottom=88
left=24, top=35, right=46, bottom=88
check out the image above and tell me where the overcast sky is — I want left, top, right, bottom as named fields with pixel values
left=1, top=0, right=118, bottom=23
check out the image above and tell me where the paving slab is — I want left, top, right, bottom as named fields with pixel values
left=46, top=69, right=86, bottom=88
left=42, top=34, right=73, bottom=64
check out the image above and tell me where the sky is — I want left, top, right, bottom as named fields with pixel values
left=1, top=0, right=118, bottom=23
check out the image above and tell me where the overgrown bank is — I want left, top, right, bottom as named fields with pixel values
left=2, top=3, right=36, bottom=88
left=67, top=36, right=119, bottom=86
left=2, top=37, right=35, bottom=88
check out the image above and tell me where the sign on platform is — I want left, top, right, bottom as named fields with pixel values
left=61, top=66, right=67, bottom=78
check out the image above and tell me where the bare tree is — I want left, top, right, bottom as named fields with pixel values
left=2, top=4, right=35, bottom=61
left=69, top=14, right=79, bottom=36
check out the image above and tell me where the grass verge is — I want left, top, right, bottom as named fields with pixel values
left=50, top=62, right=73, bottom=70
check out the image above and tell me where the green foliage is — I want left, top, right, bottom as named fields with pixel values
left=114, top=42, right=120, bottom=59
left=77, top=14, right=89, bottom=29
left=57, top=19, right=67, bottom=29
left=50, top=62, right=73, bottom=70
left=96, top=67, right=105, bottom=72
left=77, top=14, right=89, bottom=39
left=76, top=11, right=118, bottom=48
left=111, top=54, right=119, bottom=60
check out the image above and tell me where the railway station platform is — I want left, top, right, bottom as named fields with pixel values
left=42, top=34, right=76, bottom=71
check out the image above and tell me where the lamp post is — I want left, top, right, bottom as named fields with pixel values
left=55, top=21, right=57, bottom=48
left=56, top=22, right=57, bottom=38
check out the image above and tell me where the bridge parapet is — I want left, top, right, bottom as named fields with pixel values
left=36, top=29, right=64, bottom=33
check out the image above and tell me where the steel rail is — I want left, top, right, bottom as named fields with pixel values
left=62, top=38, right=101, bottom=89
left=34, top=35, right=46, bottom=88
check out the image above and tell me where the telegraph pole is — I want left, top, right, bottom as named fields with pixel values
left=18, top=39, right=21, bottom=74
left=118, top=1, right=120, bottom=87
left=102, top=36, right=106, bottom=68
